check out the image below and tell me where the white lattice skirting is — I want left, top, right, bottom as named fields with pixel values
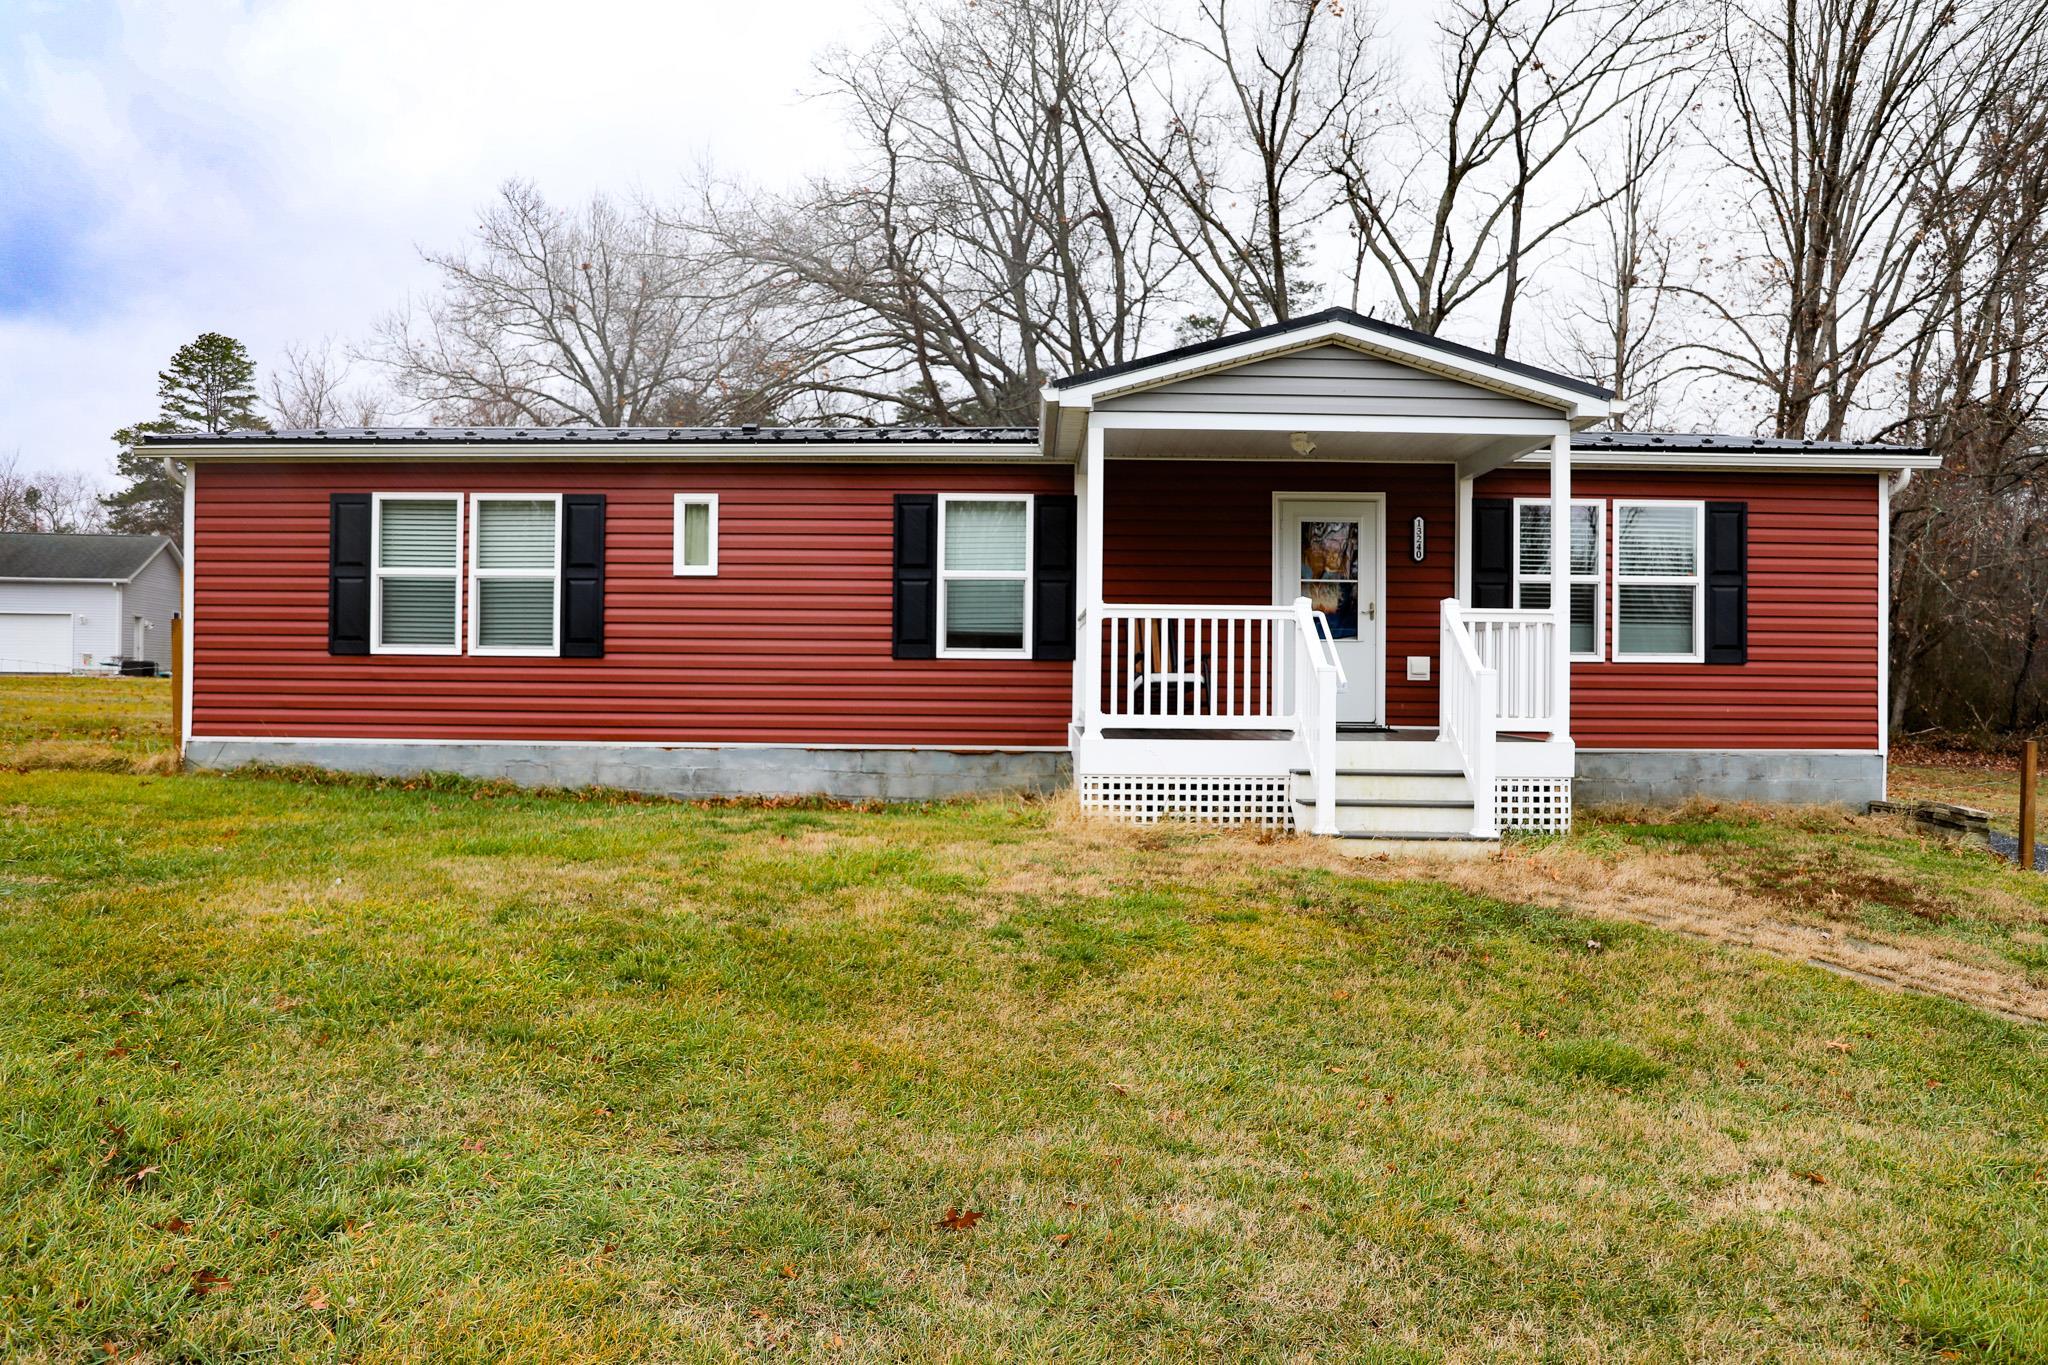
left=1079, top=774, right=1296, bottom=829
left=1495, top=777, right=1573, bottom=833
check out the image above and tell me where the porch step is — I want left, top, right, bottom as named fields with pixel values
left=1291, top=768, right=1468, bottom=803
left=1292, top=794, right=1477, bottom=836
left=1333, top=737, right=1464, bottom=771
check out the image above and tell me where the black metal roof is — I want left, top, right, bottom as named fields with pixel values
left=142, top=424, right=1040, bottom=445
left=0, top=532, right=175, bottom=581
left=1048, top=305, right=1616, bottom=401
left=1572, top=431, right=1928, bottom=455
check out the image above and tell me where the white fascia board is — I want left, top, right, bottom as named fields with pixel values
left=1047, top=321, right=1616, bottom=422
left=1517, top=448, right=1942, bottom=473
left=1089, top=411, right=1566, bottom=436
left=158, top=442, right=1052, bottom=462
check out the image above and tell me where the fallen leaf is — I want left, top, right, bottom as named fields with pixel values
left=121, top=1165, right=160, bottom=1191
left=303, top=1287, right=330, bottom=1311
left=150, top=1263, right=178, bottom=1278
left=1061, top=1199, right=1087, bottom=1211
left=1794, top=1169, right=1828, bottom=1186
left=1105, top=1082, right=1128, bottom=1096
left=748, top=1308, right=771, bottom=1321
left=151, top=1217, right=194, bottom=1234
left=1825, top=1038, right=1854, bottom=1054
left=101, top=1343, right=119, bottom=1360
left=1296, top=1201, right=1314, bottom=1212
left=778, top=1263, right=797, bottom=1279
left=1331, top=989, right=1351, bottom=1002
left=189, top=1268, right=232, bottom=1298
left=937, top=1207, right=984, bottom=1231
left=1052, top=1232, right=1073, bottom=1247
left=105, top=1045, right=131, bottom=1059
left=461, top=1138, right=487, bottom=1155
left=827, top=1333, right=846, bottom=1350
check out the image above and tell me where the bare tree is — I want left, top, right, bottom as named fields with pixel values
left=374, top=180, right=800, bottom=427
left=688, top=0, right=1181, bottom=424
left=1679, top=0, right=2048, bottom=441
left=265, top=339, right=386, bottom=429
left=1103, top=0, right=1381, bottom=336
left=1556, top=86, right=1695, bottom=426
left=1333, top=0, right=1699, bottom=351
left=0, top=452, right=109, bottom=534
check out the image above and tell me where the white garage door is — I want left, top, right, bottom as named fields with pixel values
left=0, top=612, right=75, bottom=673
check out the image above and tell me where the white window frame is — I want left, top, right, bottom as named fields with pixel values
left=1611, top=499, right=1706, bottom=664
left=468, top=492, right=563, bottom=658
left=1512, top=497, right=1606, bottom=662
left=937, top=493, right=1034, bottom=660
left=673, top=493, right=719, bottom=576
left=370, top=492, right=463, bottom=656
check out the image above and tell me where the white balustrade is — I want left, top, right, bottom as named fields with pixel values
left=1093, top=605, right=1304, bottom=729
left=1440, top=599, right=1500, bottom=838
left=1464, top=609, right=1559, bottom=735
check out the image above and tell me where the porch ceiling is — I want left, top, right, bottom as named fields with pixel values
left=1101, top=424, right=1551, bottom=469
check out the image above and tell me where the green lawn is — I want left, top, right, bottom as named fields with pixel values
left=1, top=679, right=2044, bottom=1360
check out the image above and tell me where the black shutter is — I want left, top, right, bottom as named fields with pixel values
left=1032, top=494, right=1077, bottom=661
left=1704, top=500, right=1748, bottom=665
left=560, top=494, right=606, bottom=658
left=1471, top=498, right=1514, bottom=609
left=893, top=494, right=938, bottom=659
left=328, top=492, right=371, bottom=655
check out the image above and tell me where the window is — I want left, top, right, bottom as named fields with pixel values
left=1514, top=499, right=1603, bottom=659
left=673, top=494, right=718, bottom=575
left=938, top=494, right=1031, bottom=656
left=470, top=494, right=561, bottom=655
left=1613, top=501, right=1704, bottom=661
left=372, top=494, right=461, bottom=654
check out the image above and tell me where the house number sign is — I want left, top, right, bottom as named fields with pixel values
left=1411, top=516, right=1426, bottom=562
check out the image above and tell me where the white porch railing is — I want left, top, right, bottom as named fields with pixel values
left=1439, top=599, right=1499, bottom=838
left=1088, top=601, right=1344, bottom=833
left=1464, top=609, right=1560, bottom=735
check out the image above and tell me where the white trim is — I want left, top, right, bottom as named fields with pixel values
left=1269, top=491, right=1387, bottom=727
left=1090, top=411, right=1568, bottom=436
left=468, top=493, right=562, bottom=657
left=672, top=493, right=719, bottom=576
left=1610, top=499, right=1706, bottom=664
left=1520, top=448, right=1940, bottom=473
left=1512, top=497, right=1605, bottom=661
left=936, top=493, right=1034, bottom=660
left=1455, top=472, right=1474, bottom=603
left=1045, top=320, right=1614, bottom=421
left=188, top=734, right=1073, bottom=753
left=370, top=493, right=465, bottom=656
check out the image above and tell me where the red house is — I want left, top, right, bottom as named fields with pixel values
left=147, top=310, right=1933, bottom=842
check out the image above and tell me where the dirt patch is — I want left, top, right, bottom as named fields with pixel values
left=1414, top=842, right=2048, bottom=1025
left=1733, top=848, right=1953, bottom=925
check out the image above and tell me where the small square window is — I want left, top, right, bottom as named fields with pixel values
left=674, top=494, right=718, bottom=575
left=938, top=495, right=1031, bottom=657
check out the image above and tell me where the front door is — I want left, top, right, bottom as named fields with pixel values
left=1275, top=498, right=1382, bottom=725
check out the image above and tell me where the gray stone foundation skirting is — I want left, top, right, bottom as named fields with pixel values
left=1573, top=749, right=1885, bottom=809
left=184, top=739, right=1071, bottom=802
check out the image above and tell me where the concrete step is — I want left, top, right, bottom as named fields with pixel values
left=1332, top=737, right=1463, bottom=771
left=1295, top=796, right=1477, bottom=836
left=1332, top=833, right=1499, bottom=860
left=1290, top=768, right=1470, bottom=803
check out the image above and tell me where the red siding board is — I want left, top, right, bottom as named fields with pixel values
left=191, top=461, right=1074, bottom=746
left=1476, top=468, right=1881, bottom=751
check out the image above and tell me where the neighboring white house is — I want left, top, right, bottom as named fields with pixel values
left=0, top=532, right=184, bottom=674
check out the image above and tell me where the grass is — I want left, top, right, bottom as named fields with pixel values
left=1890, top=742, right=2048, bottom=838
left=0, top=674, right=177, bottom=773
left=1, top=678, right=2044, bottom=1360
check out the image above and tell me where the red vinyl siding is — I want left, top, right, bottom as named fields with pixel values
left=1102, top=460, right=1455, bottom=727
left=1476, top=469, right=1881, bottom=750
left=190, top=461, right=1074, bottom=746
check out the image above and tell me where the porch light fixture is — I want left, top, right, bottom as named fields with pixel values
left=1289, top=431, right=1316, bottom=456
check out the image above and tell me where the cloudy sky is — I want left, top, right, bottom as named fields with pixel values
left=0, top=0, right=870, bottom=477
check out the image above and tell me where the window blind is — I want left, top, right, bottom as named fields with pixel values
left=476, top=499, right=557, bottom=569
left=380, top=578, right=457, bottom=646
left=680, top=501, right=711, bottom=566
left=476, top=579, right=554, bottom=649
left=944, top=501, right=1027, bottom=571
left=1617, top=505, right=1696, bottom=575
left=379, top=499, right=457, bottom=568
left=1618, top=585, right=1695, bottom=655
left=944, top=580, right=1026, bottom=649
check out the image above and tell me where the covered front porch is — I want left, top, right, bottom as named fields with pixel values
left=1040, top=310, right=1617, bottom=838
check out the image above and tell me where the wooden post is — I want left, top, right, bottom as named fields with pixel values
left=2022, top=739, right=2038, bottom=873
left=169, top=611, right=184, bottom=759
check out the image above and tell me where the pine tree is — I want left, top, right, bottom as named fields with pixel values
left=105, top=332, right=269, bottom=540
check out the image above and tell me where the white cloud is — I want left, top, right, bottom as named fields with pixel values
left=0, top=0, right=867, bottom=476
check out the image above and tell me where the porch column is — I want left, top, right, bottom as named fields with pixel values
left=1548, top=427, right=1572, bottom=739
left=1080, top=421, right=1107, bottom=733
